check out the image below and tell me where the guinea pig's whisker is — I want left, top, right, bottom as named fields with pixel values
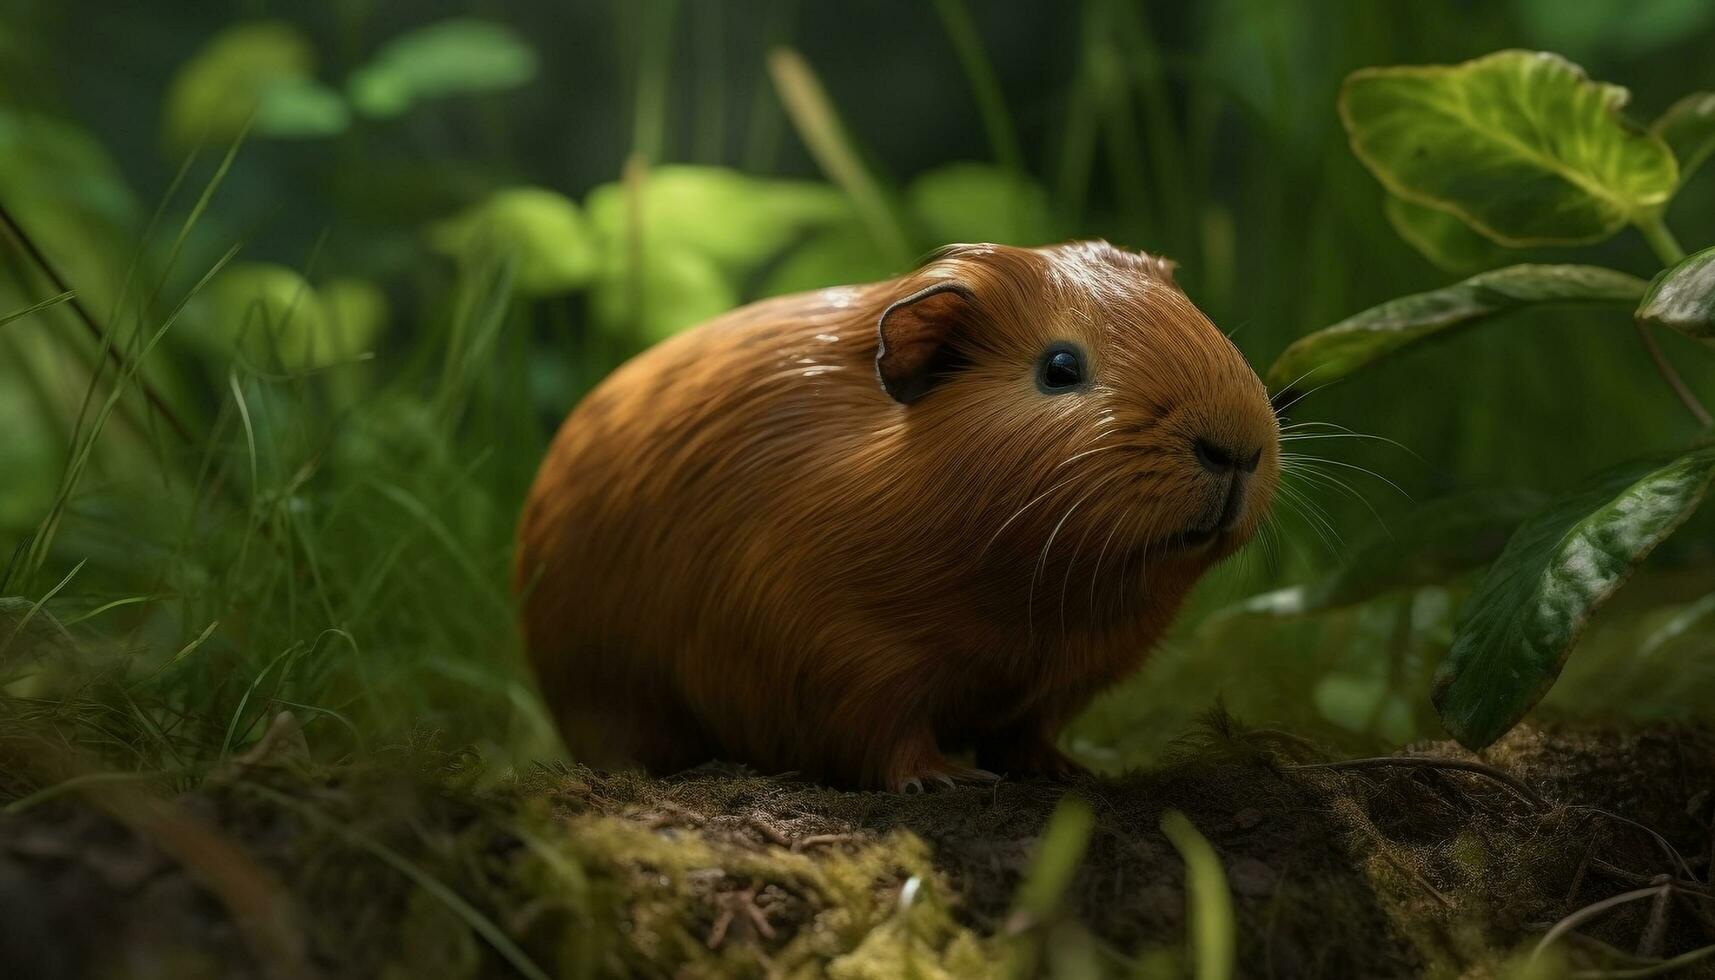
left=1052, top=441, right=1131, bottom=472
left=1282, top=452, right=1412, bottom=502
left=1280, top=456, right=1384, bottom=525
left=1272, top=483, right=1345, bottom=557
left=1271, top=378, right=1338, bottom=418
left=1029, top=474, right=1123, bottom=640
left=983, top=472, right=1087, bottom=556
left=1057, top=473, right=1136, bottom=637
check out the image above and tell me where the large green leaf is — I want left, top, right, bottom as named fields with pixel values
left=1266, top=264, right=1647, bottom=390
left=905, top=163, right=1058, bottom=247
left=1233, top=488, right=1545, bottom=617
left=1340, top=50, right=1679, bottom=245
left=589, top=246, right=736, bottom=345
left=1653, top=92, right=1715, bottom=187
left=163, top=21, right=315, bottom=152
left=201, top=264, right=389, bottom=370
left=1636, top=245, right=1715, bottom=342
left=347, top=19, right=537, bottom=118
left=1432, top=447, right=1715, bottom=748
left=1383, top=194, right=1512, bottom=275
left=428, top=187, right=599, bottom=297
left=583, top=166, right=850, bottom=276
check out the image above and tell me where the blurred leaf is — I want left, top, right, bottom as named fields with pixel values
left=1509, top=0, right=1715, bottom=60
left=0, top=111, right=138, bottom=316
left=1266, top=264, right=1647, bottom=390
left=1636, top=245, right=1715, bottom=342
left=759, top=221, right=899, bottom=297
left=428, top=188, right=598, bottom=296
left=1382, top=194, right=1512, bottom=275
left=1640, top=592, right=1715, bottom=656
left=1340, top=51, right=1678, bottom=245
left=1433, top=447, right=1715, bottom=749
left=1159, top=811, right=1235, bottom=980
left=1313, top=674, right=1414, bottom=742
left=203, top=264, right=387, bottom=369
left=905, top=163, right=1057, bottom=246
left=590, top=246, right=735, bottom=344
left=163, top=21, right=315, bottom=152
left=256, top=77, right=350, bottom=138
left=320, top=278, right=390, bottom=347
left=1007, top=797, right=1093, bottom=930
left=347, top=19, right=537, bottom=118
left=1654, top=92, right=1715, bottom=187
left=584, top=165, right=850, bottom=275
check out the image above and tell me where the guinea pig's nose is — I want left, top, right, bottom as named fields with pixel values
left=1192, top=437, right=1261, bottom=475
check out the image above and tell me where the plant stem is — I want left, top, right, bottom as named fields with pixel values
left=1634, top=213, right=1712, bottom=428
left=1639, top=212, right=1687, bottom=266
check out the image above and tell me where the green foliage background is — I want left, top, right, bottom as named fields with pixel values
left=3, top=0, right=1714, bottom=772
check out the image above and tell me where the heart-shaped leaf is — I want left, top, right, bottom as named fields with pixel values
left=1432, top=447, right=1715, bottom=748
left=1636, top=245, right=1715, bottom=342
left=1266, top=264, right=1647, bottom=391
left=347, top=19, right=537, bottom=118
left=1340, top=50, right=1678, bottom=245
left=1383, top=194, right=1512, bottom=275
left=1652, top=92, right=1715, bottom=186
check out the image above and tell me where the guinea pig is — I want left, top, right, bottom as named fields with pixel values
left=515, top=240, right=1278, bottom=791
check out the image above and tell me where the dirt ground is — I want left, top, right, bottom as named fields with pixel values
left=4, top=719, right=1715, bottom=979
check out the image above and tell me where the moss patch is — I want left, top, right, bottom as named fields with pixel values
left=3, top=722, right=1714, bottom=978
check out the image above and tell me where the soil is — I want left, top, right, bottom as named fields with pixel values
left=4, top=719, right=1715, bottom=979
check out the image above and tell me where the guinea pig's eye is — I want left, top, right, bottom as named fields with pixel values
left=1036, top=345, right=1085, bottom=393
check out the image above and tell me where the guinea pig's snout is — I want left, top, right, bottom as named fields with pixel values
left=1191, top=437, right=1262, bottom=477
left=1185, top=435, right=1266, bottom=541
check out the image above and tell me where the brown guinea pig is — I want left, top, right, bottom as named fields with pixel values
left=515, top=240, right=1279, bottom=791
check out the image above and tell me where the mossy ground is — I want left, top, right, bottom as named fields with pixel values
left=4, top=719, right=1714, bottom=979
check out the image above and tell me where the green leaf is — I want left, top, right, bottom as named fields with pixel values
left=905, top=163, right=1058, bottom=247
left=589, top=246, right=736, bottom=345
left=1266, top=264, right=1647, bottom=390
left=1636, top=245, right=1715, bottom=342
left=427, top=188, right=599, bottom=296
left=1653, top=92, right=1715, bottom=187
left=1432, top=447, right=1715, bottom=748
left=347, top=19, right=537, bottom=118
left=202, top=264, right=388, bottom=370
left=163, top=21, right=315, bottom=152
left=758, top=221, right=899, bottom=298
left=1339, top=50, right=1678, bottom=245
left=256, top=76, right=350, bottom=138
left=1382, top=194, right=1512, bottom=275
left=583, top=166, right=851, bottom=276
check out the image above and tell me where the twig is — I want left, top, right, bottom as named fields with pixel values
left=1288, top=756, right=1547, bottom=809
left=0, top=200, right=193, bottom=442
left=1632, top=319, right=1713, bottom=428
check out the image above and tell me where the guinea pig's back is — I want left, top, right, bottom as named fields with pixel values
left=514, top=285, right=885, bottom=761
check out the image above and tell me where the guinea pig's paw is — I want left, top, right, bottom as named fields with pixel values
left=892, top=764, right=1001, bottom=794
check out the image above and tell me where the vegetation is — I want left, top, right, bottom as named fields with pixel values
left=3, top=3, right=1715, bottom=977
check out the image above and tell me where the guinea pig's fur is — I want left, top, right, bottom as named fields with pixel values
left=515, top=241, right=1279, bottom=791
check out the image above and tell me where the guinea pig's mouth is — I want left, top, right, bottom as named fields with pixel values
left=1161, top=525, right=1226, bottom=553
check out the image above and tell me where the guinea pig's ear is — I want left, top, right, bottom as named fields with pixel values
left=875, top=281, right=976, bottom=405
